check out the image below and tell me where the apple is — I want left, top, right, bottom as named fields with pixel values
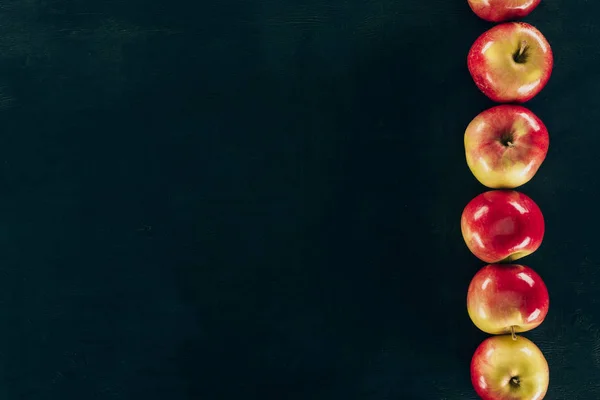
left=467, top=0, right=541, bottom=23
left=468, top=22, right=553, bottom=103
left=471, top=335, right=549, bottom=400
left=465, top=105, right=549, bottom=189
left=461, top=190, right=544, bottom=263
left=467, top=264, right=549, bottom=335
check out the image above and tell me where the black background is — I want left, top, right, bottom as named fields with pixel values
left=1, top=0, right=597, bottom=398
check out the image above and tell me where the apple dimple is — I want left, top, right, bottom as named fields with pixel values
left=501, top=250, right=529, bottom=263
left=512, top=41, right=530, bottom=64
left=499, top=130, right=515, bottom=147
left=510, top=376, right=520, bottom=388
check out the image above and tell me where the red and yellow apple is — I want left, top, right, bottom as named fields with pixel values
left=467, top=0, right=541, bottom=23
left=461, top=190, right=544, bottom=263
left=471, top=335, right=549, bottom=400
left=467, top=264, right=549, bottom=335
left=468, top=22, right=553, bottom=103
left=465, top=105, right=549, bottom=189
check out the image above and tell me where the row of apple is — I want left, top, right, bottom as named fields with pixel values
left=463, top=1, right=552, bottom=400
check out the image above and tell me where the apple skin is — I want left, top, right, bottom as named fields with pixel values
left=461, top=190, right=544, bottom=263
left=465, top=105, right=549, bottom=189
left=468, top=22, right=553, bottom=103
left=467, top=264, right=549, bottom=335
left=471, top=335, right=549, bottom=400
left=467, top=0, right=541, bottom=23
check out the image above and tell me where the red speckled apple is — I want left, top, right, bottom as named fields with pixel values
left=471, top=335, right=549, bottom=400
left=465, top=105, right=549, bottom=189
left=467, top=0, right=541, bottom=23
left=468, top=22, right=553, bottom=103
left=467, top=264, right=549, bottom=335
left=461, top=190, right=544, bottom=263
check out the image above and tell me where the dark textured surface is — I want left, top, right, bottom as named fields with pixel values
left=1, top=0, right=597, bottom=398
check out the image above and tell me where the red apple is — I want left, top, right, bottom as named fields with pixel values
left=468, top=22, right=553, bottom=103
left=471, top=335, right=549, bottom=400
left=467, top=264, right=549, bottom=335
left=467, top=0, right=541, bottom=23
left=461, top=190, right=544, bottom=263
left=465, top=105, right=549, bottom=189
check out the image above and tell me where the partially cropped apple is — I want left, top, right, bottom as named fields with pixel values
left=471, top=335, right=549, bottom=400
left=467, top=264, right=549, bottom=335
left=461, top=190, right=544, bottom=263
left=465, top=105, right=549, bottom=189
left=468, top=22, right=553, bottom=103
left=467, top=0, right=541, bottom=22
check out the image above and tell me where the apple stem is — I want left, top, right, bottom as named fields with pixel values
left=518, top=41, right=528, bottom=57
left=511, top=326, right=517, bottom=341
left=513, top=40, right=530, bottom=64
left=499, top=131, right=515, bottom=148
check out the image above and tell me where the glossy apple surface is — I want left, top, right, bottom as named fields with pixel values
left=467, top=264, right=549, bottom=335
left=467, top=0, right=541, bottom=22
left=468, top=22, right=553, bottom=103
left=465, top=105, right=549, bottom=189
left=471, top=335, right=549, bottom=400
left=461, top=190, right=544, bottom=263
